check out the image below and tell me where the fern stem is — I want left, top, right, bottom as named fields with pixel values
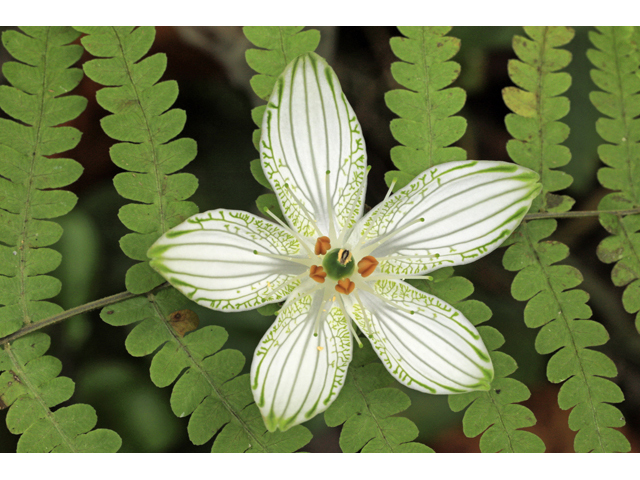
left=146, top=291, right=270, bottom=452
left=0, top=283, right=170, bottom=346
left=522, top=224, right=606, bottom=452
left=524, top=207, right=640, bottom=220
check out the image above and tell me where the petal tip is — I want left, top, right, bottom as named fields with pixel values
left=263, top=414, right=279, bottom=433
left=147, top=242, right=170, bottom=259
left=476, top=381, right=492, bottom=392
left=148, top=258, right=168, bottom=274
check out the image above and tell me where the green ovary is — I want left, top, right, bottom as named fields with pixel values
left=322, top=248, right=356, bottom=280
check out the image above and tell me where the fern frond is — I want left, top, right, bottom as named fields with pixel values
left=0, top=333, right=121, bottom=452
left=0, top=26, right=84, bottom=337
left=385, top=27, right=543, bottom=452
left=418, top=269, right=544, bottom=453
left=503, top=26, right=630, bottom=452
left=0, top=27, right=120, bottom=452
left=503, top=26, right=574, bottom=214
left=588, top=27, right=640, bottom=335
left=100, top=289, right=312, bottom=452
left=75, top=26, right=199, bottom=294
left=384, top=26, right=467, bottom=189
left=324, top=341, right=433, bottom=453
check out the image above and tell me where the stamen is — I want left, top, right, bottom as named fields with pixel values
left=262, top=271, right=307, bottom=299
left=335, top=294, right=363, bottom=348
left=337, top=166, right=371, bottom=245
left=325, top=170, right=337, bottom=240
left=313, top=288, right=334, bottom=337
left=335, top=278, right=355, bottom=295
left=284, top=184, right=322, bottom=237
left=314, top=236, right=331, bottom=255
left=283, top=281, right=324, bottom=309
left=264, top=208, right=315, bottom=257
left=375, top=253, right=438, bottom=262
left=368, top=273, right=434, bottom=281
left=309, top=265, right=327, bottom=283
left=357, top=255, right=379, bottom=277
left=355, top=177, right=398, bottom=249
left=353, top=291, right=374, bottom=336
left=352, top=279, right=414, bottom=315
left=253, top=249, right=313, bottom=267
left=359, top=217, right=425, bottom=258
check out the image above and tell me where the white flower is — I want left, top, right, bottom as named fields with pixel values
left=148, top=53, right=541, bottom=432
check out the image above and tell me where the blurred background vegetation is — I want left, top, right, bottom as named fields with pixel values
left=1, top=26, right=638, bottom=452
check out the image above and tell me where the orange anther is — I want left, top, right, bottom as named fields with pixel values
left=357, top=256, right=379, bottom=278
left=314, top=236, right=331, bottom=255
left=335, top=278, right=355, bottom=295
left=309, top=265, right=327, bottom=283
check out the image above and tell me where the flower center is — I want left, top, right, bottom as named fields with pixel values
left=322, top=248, right=356, bottom=280
left=307, top=237, right=380, bottom=296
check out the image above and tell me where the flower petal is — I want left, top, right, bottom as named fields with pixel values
left=353, top=160, right=541, bottom=275
left=351, top=279, right=493, bottom=394
left=261, top=52, right=367, bottom=238
left=148, top=209, right=306, bottom=311
left=251, top=291, right=352, bottom=431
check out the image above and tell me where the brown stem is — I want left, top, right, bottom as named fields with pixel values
left=524, top=207, right=640, bottom=220
left=0, top=283, right=170, bottom=346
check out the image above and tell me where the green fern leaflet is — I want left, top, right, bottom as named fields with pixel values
left=589, top=27, right=640, bottom=335
left=386, top=27, right=544, bottom=453
left=100, top=288, right=312, bottom=452
left=76, top=26, right=199, bottom=295
left=503, top=26, right=630, bottom=453
left=0, top=26, right=120, bottom=452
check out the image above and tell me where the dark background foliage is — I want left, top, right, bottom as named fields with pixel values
left=1, top=26, right=638, bottom=452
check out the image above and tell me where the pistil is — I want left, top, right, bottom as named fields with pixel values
left=358, top=217, right=425, bottom=257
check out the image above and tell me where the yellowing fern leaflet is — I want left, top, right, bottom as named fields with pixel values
left=503, top=26, right=630, bottom=453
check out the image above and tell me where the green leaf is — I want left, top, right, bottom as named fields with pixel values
left=0, top=27, right=120, bottom=453
left=503, top=25, right=629, bottom=454
left=250, top=158, right=272, bottom=190
left=1, top=333, right=121, bottom=453
left=0, top=27, right=85, bottom=337
left=244, top=27, right=321, bottom=102
left=77, top=26, right=199, bottom=294
left=589, top=26, right=640, bottom=338
left=100, top=288, right=312, bottom=452
left=324, top=342, right=434, bottom=453
left=385, top=26, right=467, bottom=186
left=255, top=193, right=284, bottom=222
